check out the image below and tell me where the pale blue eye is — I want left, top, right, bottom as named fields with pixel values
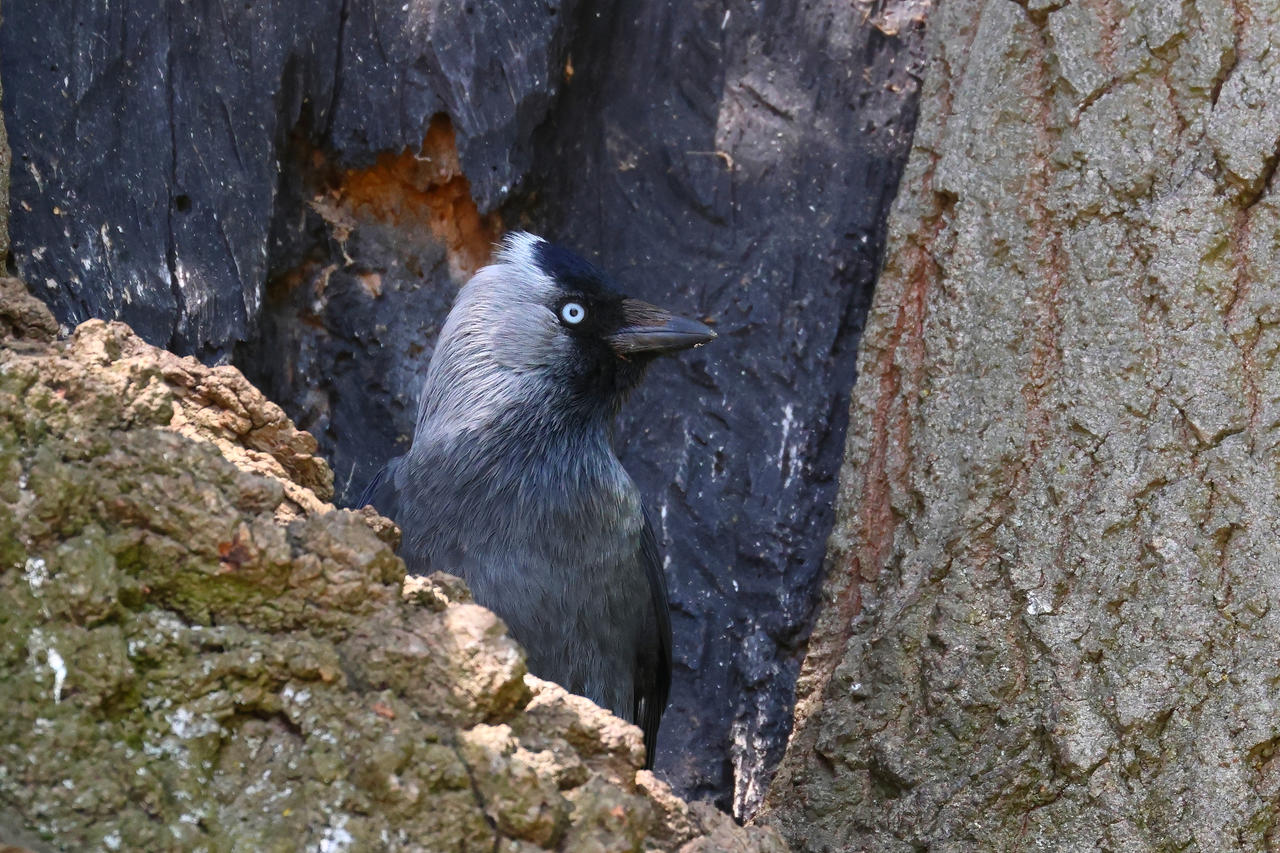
left=561, top=302, right=586, bottom=325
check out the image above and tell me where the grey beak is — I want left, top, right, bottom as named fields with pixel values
left=608, top=298, right=718, bottom=356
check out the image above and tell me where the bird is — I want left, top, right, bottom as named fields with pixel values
left=361, top=231, right=716, bottom=767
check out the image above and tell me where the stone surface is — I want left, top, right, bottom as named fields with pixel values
left=0, top=277, right=56, bottom=343
left=761, top=0, right=1280, bottom=850
left=1, top=0, right=929, bottom=811
left=0, top=279, right=786, bottom=852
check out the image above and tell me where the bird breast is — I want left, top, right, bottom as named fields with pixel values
left=397, top=433, right=650, bottom=715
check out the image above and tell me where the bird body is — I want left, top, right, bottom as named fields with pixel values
left=363, top=233, right=714, bottom=766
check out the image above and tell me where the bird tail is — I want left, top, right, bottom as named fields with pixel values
left=355, top=457, right=402, bottom=519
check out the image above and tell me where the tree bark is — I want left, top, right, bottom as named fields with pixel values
left=762, top=0, right=1280, bottom=849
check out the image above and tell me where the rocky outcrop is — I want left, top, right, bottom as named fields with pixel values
left=0, top=280, right=785, bottom=852
left=761, top=0, right=1280, bottom=850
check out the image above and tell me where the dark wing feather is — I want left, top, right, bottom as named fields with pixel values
left=633, top=507, right=673, bottom=769
left=356, top=456, right=402, bottom=519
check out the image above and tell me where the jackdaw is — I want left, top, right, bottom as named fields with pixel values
left=361, top=232, right=715, bottom=767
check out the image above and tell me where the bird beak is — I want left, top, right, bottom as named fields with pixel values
left=607, top=298, right=718, bottom=356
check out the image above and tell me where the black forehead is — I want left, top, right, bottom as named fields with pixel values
left=534, top=240, right=619, bottom=297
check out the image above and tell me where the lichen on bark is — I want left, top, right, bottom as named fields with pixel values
left=762, top=0, right=1280, bottom=850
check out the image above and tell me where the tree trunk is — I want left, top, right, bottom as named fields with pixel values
left=762, top=0, right=1280, bottom=849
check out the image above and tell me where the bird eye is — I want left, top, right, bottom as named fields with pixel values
left=560, top=302, right=586, bottom=325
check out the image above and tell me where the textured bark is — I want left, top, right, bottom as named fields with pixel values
left=1, top=0, right=567, bottom=356
left=762, top=0, right=1280, bottom=849
left=0, top=279, right=787, bottom=853
left=1, top=0, right=929, bottom=812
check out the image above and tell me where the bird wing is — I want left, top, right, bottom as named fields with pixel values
left=634, top=507, right=673, bottom=769
left=356, top=456, right=402, bottom=519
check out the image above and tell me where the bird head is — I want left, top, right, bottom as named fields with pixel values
left=419, top=232, right=716, bottom=428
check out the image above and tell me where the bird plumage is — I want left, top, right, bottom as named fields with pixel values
left=361, top=232, right=713, bottom=767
